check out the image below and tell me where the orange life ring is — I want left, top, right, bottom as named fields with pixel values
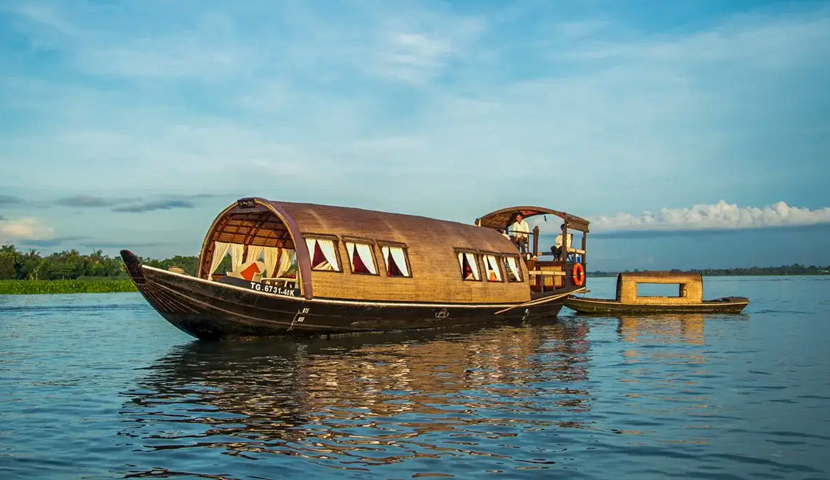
left=572, top=263, right=585, bottom=286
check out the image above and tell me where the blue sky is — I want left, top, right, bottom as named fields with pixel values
left=1, top=0, right=829, bottom=270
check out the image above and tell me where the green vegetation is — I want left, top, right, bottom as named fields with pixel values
left=590, top=264, right=830, bottom=277
left=0, top=279, right=137, bottom=295
left=0, top=244, right=201, bottom=280
left=0, top=244, right=201, bottom=294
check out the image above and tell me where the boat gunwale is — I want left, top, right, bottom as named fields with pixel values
left=142, top=265, right=541, bottom=309
left=565, top=295, right=750, bottom=307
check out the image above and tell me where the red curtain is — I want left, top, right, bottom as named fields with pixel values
left=311, top=241, right=327, bottom=268
left=352, top=245, right=370, bottom=274
left=462, top=254, right=472, bottom=279
left=387, top=251, right=403, bottom=276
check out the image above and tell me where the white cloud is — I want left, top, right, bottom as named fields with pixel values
left=1, top=1, right=829, bottom=244
left=373, top=15, right=485, bottom=84
left=591, top=201, right=830, bottom=232
left=375, top=32, right=453, bottom=83
left=0, top=218, right=55, bottom=243
left=4, top=1, right=485, bottom=84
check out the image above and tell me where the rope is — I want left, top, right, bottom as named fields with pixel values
left=494, top=287, right=586, bottom=315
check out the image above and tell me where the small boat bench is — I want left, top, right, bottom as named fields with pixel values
left=528, top=270, right=566, bottom=277
left=529, top=269, right=566, bottom=291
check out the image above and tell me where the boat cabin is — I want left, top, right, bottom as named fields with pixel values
left=195, top=198, right=589, bottom=305
left=475, top=206, right=590, bottom=296
left=614, top=272, right=704, bottom=305
left=564, top=270, right=749, bottom=315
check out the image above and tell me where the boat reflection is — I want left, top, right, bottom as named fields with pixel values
left=119, top=321, right=593, bottom=468
left=617, top=314, right=707, bottom=346
left=610, top=313, right=748, bottom=444
left=614, top=314, right=712, bottom=369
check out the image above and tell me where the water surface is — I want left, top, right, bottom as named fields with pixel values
left=1, top=276, right=829, bottom=479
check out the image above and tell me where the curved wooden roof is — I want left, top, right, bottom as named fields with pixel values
left=476, top=206, right=590, bottom=232
left=198, top=197, right=532, bottom=303
left=275, top=200, right=517, bottom=253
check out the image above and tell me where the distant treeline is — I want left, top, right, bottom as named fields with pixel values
left=589, top=264, right=830, bottom=277
left=0, top=244, right=200, bottom=280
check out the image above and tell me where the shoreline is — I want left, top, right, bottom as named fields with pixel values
left=0, top=279, right=137, bottom=295
left=1, top=273, right=825, bottom=295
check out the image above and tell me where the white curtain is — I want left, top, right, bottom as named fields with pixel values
left=318, top=239, right=339, bottom=271
left=465, top=253, right=479, bottom=280
left=209, top=242, right=231, bottom=277
left=229, top=244, right=245, bottom=271
left=276, top=248, right=295, bottom=277
left=305, top=238, right=317, bottom=263
left=457, top=252, right=479, bottom=280
left=347, top=242, right=377, bottom=274
left=246, top=245, right=264, bottom=264
left=307, top=238, right=339, bottom=271
left=263, top=247, right=280, bottom=277
left=357, top=244, right=377, bottom=274
left=390, top=247, right=409, bottom=277
left=383, top=246, right=410, bottom=277
left=506, top=257, right=521, bottom=281
left=485, top=255, right=502, bottom=281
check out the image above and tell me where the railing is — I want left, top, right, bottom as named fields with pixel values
left=502, top=225, right=588, bottom=293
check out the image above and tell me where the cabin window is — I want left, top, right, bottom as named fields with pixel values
left=458, top=252, right=480, bottom=281
left=636, top=283, right=686, bottom=298
left=483, top=254, right=503, bottom=282
left=381, top=245, right=411, bottom=277
left=305, top=237, right=341, bottom=272
left=346, top=242, right=377, bottom=275
left=504, top=256, right=522, bottom=282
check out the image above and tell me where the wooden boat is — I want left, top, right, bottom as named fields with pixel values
left=564, top=271, right=749, bottom=314
left=121, top=197, right=591, bottom=340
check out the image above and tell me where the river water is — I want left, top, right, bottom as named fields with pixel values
left=1, top=276, right=829, bottom=479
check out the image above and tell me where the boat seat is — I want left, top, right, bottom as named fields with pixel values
left=227, top=260, right=265, bottom=281
left=261, top=277, right=299, bottom=287
left=528, top=270, right=565, bottom=276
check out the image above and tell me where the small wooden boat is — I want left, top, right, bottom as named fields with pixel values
left=121, top=197, right=592, bottom=340
left=564, top=271, right=749, bottom=314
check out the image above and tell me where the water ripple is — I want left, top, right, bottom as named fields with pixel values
left=1, top=280, right=830, bottom=479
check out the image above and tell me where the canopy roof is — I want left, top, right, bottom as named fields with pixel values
left=204, top=197, right=520, bottom=253
left=197, top=197, right=529, bottom=299
left=476, top=206, right=590, bottom=233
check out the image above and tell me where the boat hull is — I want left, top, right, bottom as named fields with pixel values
left=121, top=250, right=567, bottom=340
left=564, top=295, right=749, bottom=314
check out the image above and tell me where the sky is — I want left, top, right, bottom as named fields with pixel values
left=0, top=0, right=829, bottom=271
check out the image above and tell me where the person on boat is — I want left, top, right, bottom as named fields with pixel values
left=553, top=224, right=571, bottom=260
left=509, top=212, right=530, bottom=253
